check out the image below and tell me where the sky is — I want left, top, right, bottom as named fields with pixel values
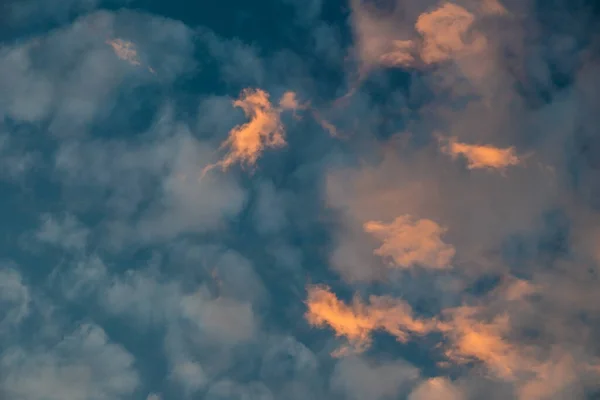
left=0, top=0, right=599, bottom=399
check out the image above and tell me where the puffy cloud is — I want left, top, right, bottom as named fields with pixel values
left=169, top=361, right=207, bottom=395
left=1, top=323, right=139, bottom=400
left=479, top=0, right=508, bottom=15
left=349, top=1, right=495, bottom=74
left=379, top=40, right=417, bottom=68
left=35, top=214, right=90, bottom=251
left=331, top=356, right=419, bottom=400
left=439, top=306, right=523, bottom=380
left=408, top=377, right=465, bottom=400
left=364, top=215, right=455, bottom=269
left=0, top=267, right=30, bottom=332
left=279, top=91, right=302, bottom=110
left=204, top=380, right=274, bottom=400
left=415, top=2, right=487, bottom=65
left=0, top=9, right=194, bottom=132
left=304, top=285, right=435, bottom=356
left=439, top=136, right=522, bottom=171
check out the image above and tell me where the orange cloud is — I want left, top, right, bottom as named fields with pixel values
left=202, top=89, right=297, bottom=177
left=364, top=215, right=455, bottom=269
left=416, top=3, right=487, bottom=65
left=305, top=285, right=435, bottom=356
left=439, top=136, right=521, bottom=170
left=439, top=306, right=524, bottom=380
left=479, top=0, right=508, bottom=15
left=279, top=91, right=302, bottom=111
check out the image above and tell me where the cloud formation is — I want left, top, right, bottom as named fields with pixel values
left=1, top=0, right=599, bottom=399
left=439, top=135, right=522, bottom=170
left=415, top=2, right=486, bottom=65
left=202, top=88, right=299, bottom=176
left=305, top=285, right=436, bottom=356
left=364, top=215, right=455, bottom=269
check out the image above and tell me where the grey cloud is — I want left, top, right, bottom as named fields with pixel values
left=0, top=9, right=195, bottom=135
left=0, top=267, right=30, bottom=332
left=35, top=213, right=90, bottom=251
left=1, top=323, right=139, bottom=400
left=204, top=380, right=274, bottom=400
left=253, top=180, right=289, bottom=234
left=331, top=355, right=420, bottom=400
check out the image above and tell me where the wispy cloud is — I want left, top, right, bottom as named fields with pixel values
left=202, top=88, right=299, bottom=177
left=305, top=285, right=436, bottom=356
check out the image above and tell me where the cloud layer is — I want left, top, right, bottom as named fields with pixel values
left=1, top=0, right=599, bottom=399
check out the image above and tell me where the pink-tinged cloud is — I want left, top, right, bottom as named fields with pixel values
left=364, top=215, right=455, bottom=269
left=479, top=0, right=509, bottom=15
left=379, top=40, right=417, bottom=68
left=415, top=2, right=487, bottom=65
left=106, top=38, right=142, bottom=66
left=409, top=377, right=465, bottom=400
left=439, top=136, right=521, bottom=170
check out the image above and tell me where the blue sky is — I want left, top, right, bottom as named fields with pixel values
left=0, top=0, right=599, bottom=399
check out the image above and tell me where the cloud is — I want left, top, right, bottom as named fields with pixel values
left=439, top=136, right=522, bottom=171
left=0, top=267, right=30, bottom=332
left=0, top=9, right=195, bottom=133
left=331, top=356, right=419, bottom=400
left=35, top=214, right=90, bottom=251
left=364, top=215, right=455, bottom=269
left=349, top=0, right=496, bottom=75
left=1, top=323, right=139, bottom=400
left=415, top=2, right=487, bottom=65
left=479, top=0, right=508, bottom=16
left=169, top=361, right=207, bottom=395
left=204, top=380, right=274, bottom=400
left=304, top=285, right=435, bottom=356
left=106, top=38, right=141, bottom=66
left=379, top=39, right=417, bottom=68
left=202, top=88, right=297, bottom=176
left=408, top=377, right=465, bottom=400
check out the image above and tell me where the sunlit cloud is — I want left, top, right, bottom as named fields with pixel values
left=107, top=38, right=142, bottom=66
left=279, top=91, right=302, bottom=110
left=379, top=39, right=417, bottom=68
left=439, top=306, right=523, bottom=380
left=364, top=215, right=455, bottom=269
left=479, top=0, right=509, bottom=15
left=350, top=1, right=490, bottom=72
left=106, top=38, right=155, bottom=74
left=201, top=89, right=298, bottom=177
left=305, top=285, right=436, bottom=356
left=409, top=377, right=465, bottom=400
left=439, top=136, right=521, bottom=171
left=416, top=2, right=487, bottom=65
